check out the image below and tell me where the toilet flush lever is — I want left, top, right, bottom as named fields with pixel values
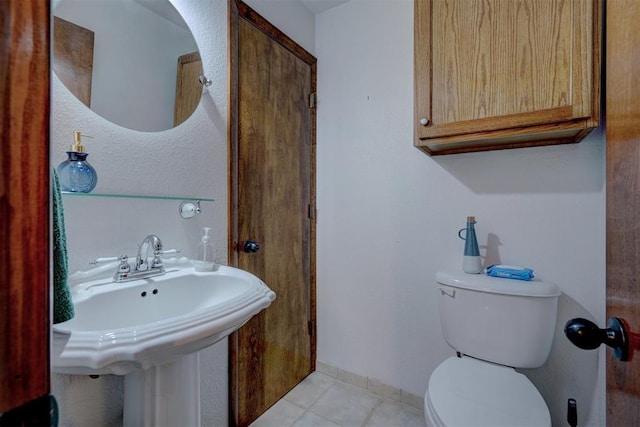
left=438, top=287, right=455, bottom=298
left=564, top=317, right=640, bottom=362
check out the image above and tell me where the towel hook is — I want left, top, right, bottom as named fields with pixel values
left=198, top=75, right=212, bottom=87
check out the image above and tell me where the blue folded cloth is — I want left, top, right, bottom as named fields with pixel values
left=486, top=265, right=535, bottom=281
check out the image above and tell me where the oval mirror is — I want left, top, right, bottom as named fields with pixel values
left=53, top=0, right=203, bottom=132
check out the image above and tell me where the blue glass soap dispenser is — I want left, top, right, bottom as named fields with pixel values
left=57, top=131, right=97, bottom=193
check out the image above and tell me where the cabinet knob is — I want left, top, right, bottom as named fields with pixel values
left=420, top=117, right=430, bottom=126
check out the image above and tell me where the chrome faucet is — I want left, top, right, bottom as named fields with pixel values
left=136, top=234, right=164, bottom=272
left=113, top=234, right=166, bottom=282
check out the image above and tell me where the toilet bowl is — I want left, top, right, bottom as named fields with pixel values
left=425, top=357, right=550, bottom=427
left=425, top=270, right=560, bottom=427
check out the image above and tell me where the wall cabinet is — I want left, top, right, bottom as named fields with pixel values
left=414, top=0, right=601, bottom=155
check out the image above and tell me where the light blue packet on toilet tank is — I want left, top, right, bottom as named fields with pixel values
left=486, top=265, right=535, bottom=281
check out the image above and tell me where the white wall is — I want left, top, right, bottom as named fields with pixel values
left=315, top=1, right=606, bottom=426
left=51, top=0, right=230, bottom=425
left=244, top=0, right=316, bottom=55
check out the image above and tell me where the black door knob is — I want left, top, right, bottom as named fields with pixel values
left=564, top=317, right=630, bottom=361
left=564, top=318, right=608, bottom=350
left=241, top=240, right=260, bottom=253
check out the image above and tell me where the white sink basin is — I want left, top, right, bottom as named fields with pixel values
left=52, top=261, right=275, bottom=375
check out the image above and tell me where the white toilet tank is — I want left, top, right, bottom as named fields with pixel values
left=436, top=270, right=561, bottom=368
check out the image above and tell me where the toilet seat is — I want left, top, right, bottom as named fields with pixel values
left=425, top=356, right=551, bottom=427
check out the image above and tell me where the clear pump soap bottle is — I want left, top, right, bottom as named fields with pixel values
left=57, top=131, right=97, bottom=193
left=195, top=227, right=217, bottom=271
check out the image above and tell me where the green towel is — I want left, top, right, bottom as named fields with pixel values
left=52, top=169, right=75, bottom=324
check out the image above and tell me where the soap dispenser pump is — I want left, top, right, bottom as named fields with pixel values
left=57, top=131, right=97, bottom=193
left=194, top=227, right=217, bottom=271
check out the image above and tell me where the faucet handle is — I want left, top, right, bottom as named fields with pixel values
left=157, top=249, right=181, bottom=257
left=153, top=249, right=181, bottom=267
left=116, top=255, right=130, bottom=272
left=112, top=255, right=131, bottom=282
left=90, top=256, right=120, bottom=265
left=151, top=254, right=163, bottom=269
left=150, top=250, right=181, bottom=269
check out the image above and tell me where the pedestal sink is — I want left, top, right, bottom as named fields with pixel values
left=52, top=259, right=275, bottom=427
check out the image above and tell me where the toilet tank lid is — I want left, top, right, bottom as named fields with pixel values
left=436, top=270, right=560, bottom=297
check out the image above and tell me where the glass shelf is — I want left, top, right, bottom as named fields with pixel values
left=61, top=191, right=215, bottom=202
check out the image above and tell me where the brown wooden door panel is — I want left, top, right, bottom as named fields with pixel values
left=0, top=0, right=51, bottom=413
left=606, top=1, right=640, bottom=425
left=229, top=1, right=317, bottom=425
left=173, top=51, right=203, bottom=127
left=52, top=16, right=94, bottom=107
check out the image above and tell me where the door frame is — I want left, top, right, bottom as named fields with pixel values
left=605, top=0, right=640, bottom=425
left=227, top=0, right=317, bottom=424
left=0, top=0, right=51, bottom=414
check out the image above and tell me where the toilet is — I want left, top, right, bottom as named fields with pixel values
left=425, top=270, right=561, bottom=427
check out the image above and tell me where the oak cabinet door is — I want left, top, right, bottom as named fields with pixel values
left=414, top=0, right=601, bottom=155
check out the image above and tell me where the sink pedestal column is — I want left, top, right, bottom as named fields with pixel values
left=123, top=353, right=201, bottom=427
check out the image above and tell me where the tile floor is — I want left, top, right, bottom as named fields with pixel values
left=250, top=372, right=427, bottom=427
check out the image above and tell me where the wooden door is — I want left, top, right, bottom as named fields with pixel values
left=606, top=1, right=640, bottom=425
left=0, top=0, right=51, bottom=417
left=52, top=16, right=94, bottom=107
left=414, top=0, right=601, bottom=155
left=228, top=1, right=316, bottom=425
left=173, top=51, right=203, bottom=126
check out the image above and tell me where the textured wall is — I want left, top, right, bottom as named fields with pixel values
left=51, top=0, right=316, bottom=425
left=51, top=0, right=229, bottom=425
